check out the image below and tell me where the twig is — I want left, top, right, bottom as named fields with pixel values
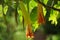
left=37, top=0, right=60, bottom=11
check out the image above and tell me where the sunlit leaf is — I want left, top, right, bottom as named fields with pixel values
left=4, top=5, right=8, bottom=15
left=32, top=21, right=39, bottom=31
left=49, top=3, right=60, bottom=25
left=17, top=9, right=23, bottom=22
left=49, top=10, right=58, bottom=25
left=43, top=0, right=48, bottom=4
left=29, top=0, right=37, bottom=13
left=54, top=2, right=60, bottom=9
left=43, top=7, right=47, bottom=16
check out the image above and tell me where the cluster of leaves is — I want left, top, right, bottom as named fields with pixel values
left=0, top=0, right=60, bottom=40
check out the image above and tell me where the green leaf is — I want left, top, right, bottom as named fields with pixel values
left=23, top=0, right=30, bottom=12
left=49, top=3, right=60, bottom=25
left=43, top=7, right=47, bottom=16
left=29, top=0, right=37, bottom=13
left=17, top=9, right=23, bottom=22
left=49, top=10, right=58, bottom=25
left=4, top=5, right=8, bottom=15
left=32, top=21, right=39, bottom=31
left=43, top=0, right=48, bottom=4
left=30, top=7, right=37, bottom=23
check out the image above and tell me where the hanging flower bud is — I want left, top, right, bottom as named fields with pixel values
left=37, top=3, right=45, bottom=24
left=26, top=24, right=34, bottom=38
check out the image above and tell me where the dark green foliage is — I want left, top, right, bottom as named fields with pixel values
left=23, top=0, right=30, bottom=4
left=0, top=0, right=3, bottom=4
left=30, top=7, right=37, bottom=23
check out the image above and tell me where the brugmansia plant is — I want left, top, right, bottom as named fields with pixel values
left=17, top=0, right=60, bottom=39
left=20, top=0, right=45, bottom=38
left=0, top=0, right=60, bottom=40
